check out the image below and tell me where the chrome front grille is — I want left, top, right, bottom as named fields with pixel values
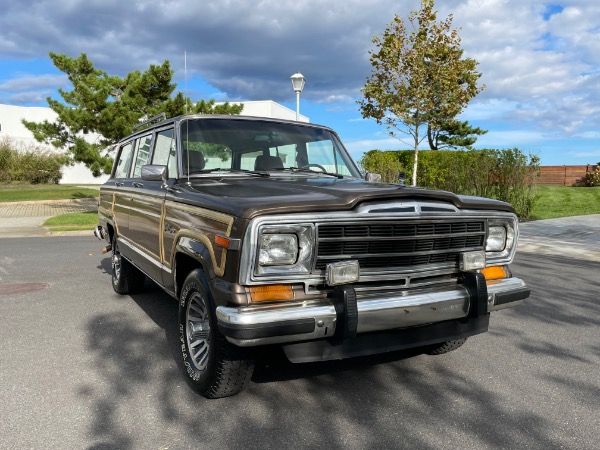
left=315, top=220, right=486, bottom=271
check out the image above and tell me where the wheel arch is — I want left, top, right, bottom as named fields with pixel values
left=173, top=238, right=214, bottom=299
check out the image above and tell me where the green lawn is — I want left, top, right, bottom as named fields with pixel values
left=530, top=185, right=600, bottom=220
left=43, top=211, right=98, bottom=231
left=0, top=184, right=100, bottom=202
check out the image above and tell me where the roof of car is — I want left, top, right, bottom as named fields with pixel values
left=117, top=114, right=337, bottom=146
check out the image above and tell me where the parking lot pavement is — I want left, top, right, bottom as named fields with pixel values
left=0, top=199, right=97, bottom=238
left=518, top=214, right=600, bottom=262
left=1, top=238, right=598, bottom=449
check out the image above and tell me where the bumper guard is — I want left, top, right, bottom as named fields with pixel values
left=216, top=276, right=529, bottom=347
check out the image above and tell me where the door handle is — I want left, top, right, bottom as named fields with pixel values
left=133, top=182, right=144, bottom=188
left=115, top=182, right=124, bottom=187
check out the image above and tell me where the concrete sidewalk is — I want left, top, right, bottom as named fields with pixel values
left=0, top=198, right=97, bottom=238
left=518, top=214, right=600, bottom=261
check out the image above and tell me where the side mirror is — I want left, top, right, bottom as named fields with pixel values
left=365, top=172, right=382, bottom=182
left=141, top=164, right=168, bottom=184
left=398, top=171, right=406, bottom=186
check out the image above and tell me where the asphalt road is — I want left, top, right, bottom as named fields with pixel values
left=0, top=237, right=598, bottom=449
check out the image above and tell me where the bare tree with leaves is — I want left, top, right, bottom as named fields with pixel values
left=358, top=0, right=484, bottom=185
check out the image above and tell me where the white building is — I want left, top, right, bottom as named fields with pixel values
left=0, top=101, right=308, bottom=184
left=226, top=100, right=309, bottom=123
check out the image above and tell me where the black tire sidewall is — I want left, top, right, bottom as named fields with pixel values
left=111, top=235, right=126, bottom=293
left=178, top=269, right=218, bottom=391
left=111, top=234, right=144, bottom=294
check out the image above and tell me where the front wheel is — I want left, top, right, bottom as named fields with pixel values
left=179, top=269, right=254, bottom=398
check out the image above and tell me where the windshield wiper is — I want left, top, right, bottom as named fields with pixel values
left=188, top=169, right=270, bottom=177
left=275, top=167, right=344, bottom=179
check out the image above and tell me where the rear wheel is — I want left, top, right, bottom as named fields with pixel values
left=111, top=235, right=145, bottom=295
left=179, top=269, right=254, bottom=398
left=426, top=338, right=467, bottom=355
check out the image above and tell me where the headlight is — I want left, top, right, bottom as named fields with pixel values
left=486, top=225, right=507, bottom=251
left=259, top=234, right=298, bottom=265
left=486, top=217, right=518, bottom=265
left=255, top=224, right=315, bottom=276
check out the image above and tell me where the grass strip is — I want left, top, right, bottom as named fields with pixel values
left=43, top=211, right=98, bottom=231
left=0, top=184, right=99, bottom=202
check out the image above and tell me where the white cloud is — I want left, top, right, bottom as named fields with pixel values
left=0, top=74, right=68, bottom=92
left=461, top=99, right=520, bottom=121
left=318, top=94, right=355, bottom=104
left=575, top=131, right=600, bottom=139
left=570, top=150, right=600, bottom=159
left=475, top=130, right=546, bottom=148
left=0, top=74, right=69, bottom=106
left=0, top=0, right=599, bottom=141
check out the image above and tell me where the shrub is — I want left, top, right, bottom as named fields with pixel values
left=359, top=150, right=406, bottom=183
left=0, top=137, right=64, bottom=184
left=581, top=163, right=600, bottom=187
left=359, top=148, right=540, bottom=219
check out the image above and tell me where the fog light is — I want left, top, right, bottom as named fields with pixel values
left=460, top=251, right=486, bottom=271
left=326, top=260, right=360, bottom=286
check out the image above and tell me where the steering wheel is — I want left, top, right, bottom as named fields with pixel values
left=300, top=164, right=327, bottom=173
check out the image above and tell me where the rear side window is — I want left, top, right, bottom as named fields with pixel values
left=114, top=142, right=134, bottom=178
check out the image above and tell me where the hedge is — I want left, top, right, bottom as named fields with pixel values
left=0, top=137, right=64, bottom=184
left=359, top=148, right=540, bottom=219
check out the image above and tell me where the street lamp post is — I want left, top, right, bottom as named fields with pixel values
left=290, top=72, right=305, bottom=121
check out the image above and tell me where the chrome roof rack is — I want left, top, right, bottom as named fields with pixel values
left=132, top=113, right=167, bottom=132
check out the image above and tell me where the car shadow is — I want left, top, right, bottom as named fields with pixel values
left=80, top=253, right=593, bottom=449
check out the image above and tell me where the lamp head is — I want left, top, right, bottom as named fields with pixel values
left=290, top=72, right=306, bottom=93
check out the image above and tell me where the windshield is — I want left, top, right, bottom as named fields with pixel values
left=179, top=118, right=361, bottom=178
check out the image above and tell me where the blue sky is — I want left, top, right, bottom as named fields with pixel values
left=1, top=0, right=599, bottom=166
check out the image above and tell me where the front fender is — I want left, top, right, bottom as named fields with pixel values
left=175, top=236, right=216, bottom=279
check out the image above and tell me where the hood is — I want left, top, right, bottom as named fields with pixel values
left=170, top=176, right=514, bottom=219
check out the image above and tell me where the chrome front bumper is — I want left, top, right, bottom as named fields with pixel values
left=216, top=277, right=529, bottom=347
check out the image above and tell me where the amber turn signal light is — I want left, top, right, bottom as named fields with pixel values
left=249, top=285, right=294, bottom=302
left=480, top=266, right=508, bottom=280
left=214, top=235, right=230, bottom=249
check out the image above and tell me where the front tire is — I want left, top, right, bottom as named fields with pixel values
left=111, top=235, right=145, bottom=295
left=179, top=269, right=254, bottom=398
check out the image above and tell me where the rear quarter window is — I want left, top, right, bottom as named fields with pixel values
left=114, top=142, right=134, bottom=178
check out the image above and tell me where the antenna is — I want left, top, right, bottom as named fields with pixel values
left=184, top=50, right=190, bottom=183
left=184, top=50, right=188, bottom=115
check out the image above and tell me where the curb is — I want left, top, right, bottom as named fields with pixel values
left=45, top=230, right=94, bottom=237
left=0, top=198, right=98, bottom=206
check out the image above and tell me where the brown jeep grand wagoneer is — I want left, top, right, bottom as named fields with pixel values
left=95, top=114, right=529, bottom=398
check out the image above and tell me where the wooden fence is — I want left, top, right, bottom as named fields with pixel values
left=538, top=165, right=597, bottom=186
